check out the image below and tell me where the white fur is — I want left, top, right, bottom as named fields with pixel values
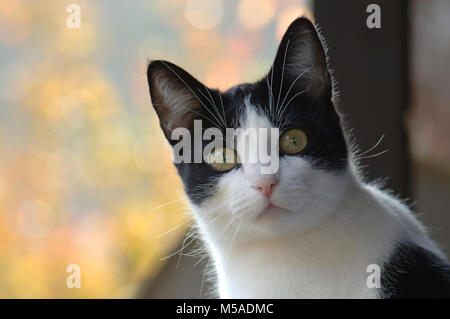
left=190, top=101, right=442, bottom=299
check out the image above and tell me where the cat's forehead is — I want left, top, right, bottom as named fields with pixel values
left=225, top=82, right=254, bottom=98
left=223, top=82, right=271, bottom=128
left=241, top=96, right=273, bottom=130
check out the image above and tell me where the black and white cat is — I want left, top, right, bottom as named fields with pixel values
left=147, top=17, right=450, bottom=298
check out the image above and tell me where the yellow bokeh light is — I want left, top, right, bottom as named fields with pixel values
left=185, top=0, right=224, bottom=30
left=238, top=0, right=276, bottom=30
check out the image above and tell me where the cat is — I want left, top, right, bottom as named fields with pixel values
left=146, top=17, right=450, bottom=298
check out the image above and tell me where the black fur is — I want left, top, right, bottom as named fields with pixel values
left=381, top=243, right=450, bottom=298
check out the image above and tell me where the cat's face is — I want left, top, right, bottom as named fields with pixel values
left=147, top=18, right=349, bottom=243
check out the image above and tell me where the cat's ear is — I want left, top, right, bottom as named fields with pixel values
left=271, top=17, right=331, bottom=100
left=147, top=60, right=211, bottom=140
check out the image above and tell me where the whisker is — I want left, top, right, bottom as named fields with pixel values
left=218, top=91, right=227, bottom=127
left=160, top=235, right=197, bottom=262
left=270, top=68, right=275, bottom=120
left=154, top=217, right=192, bottom=239
left=275, top=39, right=291, bottom=113
left=205, top=86, right=227, bottom=127
left=193, top=253, right=206, bottom=266
left=277, top=67, right=311, bottom=122
left=187, top=109, right=223, bottom=129
left=196, top=87, right=226, bottom=129
left=176, top=229, right=198, bottom=268
left=197, top=86, right=226, bottom=128
left=357, top=149, right=389, bottom=160
left=150, top=198, right=184, bottom=213
left=357, top=134, right=385, bottom=157
left=277, top=88, right=309, bottom=125
left=264, top=75, right=275, bottom=121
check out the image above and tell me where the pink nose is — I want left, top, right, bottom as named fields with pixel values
left=252, top=177, right=278, bottom=198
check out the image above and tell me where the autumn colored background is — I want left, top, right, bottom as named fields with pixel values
left=1, top=0, right=450, bottom=299
left=0, top=0, right=313, bottom=298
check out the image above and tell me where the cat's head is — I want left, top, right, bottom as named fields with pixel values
left=147, top=18, right=350, bottom=243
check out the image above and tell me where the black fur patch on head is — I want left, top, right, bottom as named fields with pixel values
left=381, top=242, right=450, bottom=298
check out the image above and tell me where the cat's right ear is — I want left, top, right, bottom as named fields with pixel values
left=147, top=60, right=204, bottom=141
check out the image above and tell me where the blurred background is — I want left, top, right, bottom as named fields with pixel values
left=0, top=0, right=448, bottom=298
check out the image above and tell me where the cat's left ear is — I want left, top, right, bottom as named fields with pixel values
left=271, top=17, right=331, bottom=100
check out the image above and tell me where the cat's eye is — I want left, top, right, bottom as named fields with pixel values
left=280, top=129, right=307, bottom=155
left=208, top=148, right=237, bottom=171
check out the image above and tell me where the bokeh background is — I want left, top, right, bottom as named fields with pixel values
left=0, top=0, right=449, bottom=298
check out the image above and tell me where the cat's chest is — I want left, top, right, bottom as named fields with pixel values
left=215, top=242, right=380, bottom=299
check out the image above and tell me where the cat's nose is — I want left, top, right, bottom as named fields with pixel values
left=252, top=177, right=279, bottom=198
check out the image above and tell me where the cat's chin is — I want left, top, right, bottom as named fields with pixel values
left=234, top=196, right=336, bottom=240
left=254, top=203, right=290, bottom=221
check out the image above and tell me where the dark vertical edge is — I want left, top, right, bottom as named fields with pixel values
left=313, top=0, right=411, bottom=198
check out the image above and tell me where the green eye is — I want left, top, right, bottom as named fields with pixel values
left=280, top=129, right=307, bottom=155
left=208, top=148, right=237, bottom=171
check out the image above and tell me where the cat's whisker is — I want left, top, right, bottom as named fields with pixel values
left=357, top=134, right=385, bottom=157
left=278, top=108, right=296, bottom=129
left=275, top=39, right=291, bottom=113
left=276, top=67, right=312, bottom=122
left=218, top=91, right=227, bottom=128
left=205, top=86, right=227, bottom=127
left=154, top=217, right=193, bottom=239
left=269, top=68, right=275, bottom=120
left=277, top=88, right=309, bottom=125
left=196, top=87, right=226, bottom=129
left=356, top=149, right=389, bottom=160
left=159, top=204, right=227, bottom=264
left=149, top=198, right=184, bottom=213
left=160, top=235, right=197, bottom=262
left=188, top=109, right=224, bottom=129
left=264, top=75, right=273, bottom=120
left=176, top=228, right=199, bottom=268
left=193, top=253, right=206, bottom=266
left=197, top=86, right=227, bottom=128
